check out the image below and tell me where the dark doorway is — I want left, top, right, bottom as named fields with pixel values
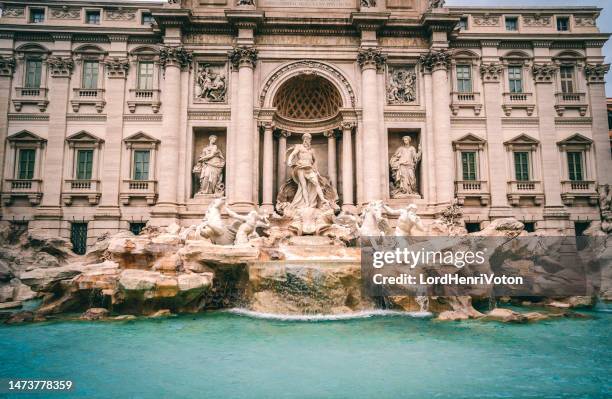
left=130, top=222, right=147, bottom=236
left=71, top=222, right=88, bottom=255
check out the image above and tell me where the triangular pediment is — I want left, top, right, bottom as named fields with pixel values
left=7, top=130, right=46, bottom=143
left=557, top=133, right=593, bottom=146
left=504, top=134, right=540, bottom=146
left=453, top=133, right=486, bottom=145
left=66, top=130, right=104, bottom=144
left=124, top=131, right=160, bottom=144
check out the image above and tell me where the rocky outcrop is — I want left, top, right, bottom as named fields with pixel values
left=480, top=308, right=527, bottom=323
left=80, top=308, right=109, bottom=320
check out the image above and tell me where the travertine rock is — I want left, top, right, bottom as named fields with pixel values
left=481, top=308, right=527, bottom=323
left=437, top=310, right=469, bottom=321
left=80, top=308, right=109, bottom=320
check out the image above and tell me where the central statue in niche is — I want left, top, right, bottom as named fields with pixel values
left=390, top=135, right=422, bottom=198
left=276, top=133, right=339, bottom=235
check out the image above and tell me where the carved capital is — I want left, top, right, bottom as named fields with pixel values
left=105, top=57, right=130, bottom=78
left=584, top=63, right=610, bottom=84
left=532, top=63, right=558, bottom=83
left=0, top=56, right=16, bottom=77
left=323, top=130, right=338, bottom=139
left=47, top=56, right=74, bottom=78
left=159, top=46, right=193, bottom=71
left=228, top=46, right=258, bottom=70
left=341, top=121, right=356, bottom=131
left=418, top=49, right=451, bottom=72
left=274, top=130, right=291, bottom=139
left=357, top=48, right=387, bottom=71
left=480, top=63, right=504, bottom=82
left=259, top=121, right=275, bottom=131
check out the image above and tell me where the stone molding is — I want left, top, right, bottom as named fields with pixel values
left=0, top=56, right=16, bottom=77
left=532, top=63, right=557, bottom=83
left=473, top=14, right=500, bottom=27
left=105, top=8, right=137, bottom=21
left=8, top=114, right=49, bottom=121
left=584, top=63, right=610, bottom=84
left=47, top=56, right=75, bottom=78
left=49, top=6, right=81, bottom=20
left=480, top=63, right=503, bottom=82
left=187, top=110, right=231, bottom=120
left=357, top=48, right=387, bottom=71
left=228, top=46, right=258, bottom=70
left=105, top=58, right=130, bottom=79
left=523, top=15, right=552, bottom=27
left=340, top=121, right=356, bottom=130
left=159, top=46, right=193, bottom=71
left=418, top=49, right=451, bottom=72
left=2, top=6, right=24, bottom=18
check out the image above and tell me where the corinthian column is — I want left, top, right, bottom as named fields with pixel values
left=276, top=130, right=290, bottom=189
left=229, top=46, right=258, bottom=209
left=0, top=56, right=15, bottom=208
left=260, top=121, right=274, bottom=210
left=358, top=48, right=386, bottom=204
left=324, top=130, right=337, bottom=190
left=341, top=122, right=355, bottom=210
left=419, top=50, right=453, bottom=205
left=155, top=46, right=192, bottom=215
left=585, top=63, right=612, bottom=185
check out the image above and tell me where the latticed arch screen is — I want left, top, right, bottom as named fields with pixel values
left=273, top=76, right=342, bottom=120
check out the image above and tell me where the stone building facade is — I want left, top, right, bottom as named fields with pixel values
left=0, top=0, right=610, bottom=251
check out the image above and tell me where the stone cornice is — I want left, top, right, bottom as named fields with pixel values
left=351, top=12, right=391, bottom=31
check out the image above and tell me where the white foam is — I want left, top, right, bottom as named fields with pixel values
left=225, top=308, right=433, bottom=321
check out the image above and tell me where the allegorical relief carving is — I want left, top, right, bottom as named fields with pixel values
left=390, top=136, right=422, bottom=198
left=428, top=0, right=446, bottom=9
left=105, top=8, right=136, bottom=21
left=473, top=14, right=500, bottom=27
left=195, top=64, right=227, bottom=103
left=523, top=15, right=552, bottom=27
left=2, top=6, right=24, bottom=18
left=387, top=67, right=417, bottom=104
left=575, top=16, right=596, bottom=27
left=50, top=6, right=81, bottom=19
left=193, top=135, right=225, bottom=196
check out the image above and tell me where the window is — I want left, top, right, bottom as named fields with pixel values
left=29, top=8, right=45, bottom=23
left=560, top=66, right=575, bottom=93
left=142, top=12, right=153, bottom=25
left=85, top=10, right=100, bottom=25
left=465, top=222, right=481, bottom=233
left=25, top=59, right=42, bottom=88
left=130, top=222, right=147, bottom=236
left=524, top=222, right=536, bottom=233
left=458, top=17, right=468, bottom=30
left=18, top=149, right=36, bottom=180
left=461, top=151, right=477, bottom=181
left=505, top=17, right=518, bottom=31
left=508, top=66, right=523, bottom=93
left=71, top=223, right=88, bottom=255
left=456, top=65, right=472, bottom=93
left=567, top=152, right=583, bottom=181
left=82, top=61, right=99, bottom=89
left=557, top=17, right=569, bottom=31
left=608, top=110, right=612, bottom=129
left=76, top=149, right=93, bottom=180
left=133, top=150, right=150, bottom=180
left=514, top=152, right=530, bottom=181
left=137, top=62, right=154, bottom=90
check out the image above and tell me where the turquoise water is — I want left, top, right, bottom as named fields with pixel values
left=0, top=309, right=610, bottom=399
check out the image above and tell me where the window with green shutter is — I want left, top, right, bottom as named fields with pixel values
left=76, top=149, right=93, bottom=180
left=18, top=149, right=36, bottom=180
left=25, top=60, right=42, bottom=88
left=82, top=61, right=99, bottom=89
left=514, top=152, right=530, bottom=181
left=461, top=151, right=477, bottom=181
left=456, top=65, right=472, bottom=93
left=567, top=152, right=583, bottom=181
left=133, top=150, right=150, bottom=180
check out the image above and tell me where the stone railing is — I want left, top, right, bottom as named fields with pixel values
left=13, top=87, right=49, bottom=112
left=71, top=88, right=105, bottom=113
left=1, top=179, right=43, bottom=206
left=507, top=180, right=544, bottom=206
left=502, top=92, right=535, bottom=116
left=128, top=89, right=161, bottom=113
left=455, top=180, right=490, bottom=206
left=62, top=179, right=101, bottom=205
left=450, top=92, right=482, bottom=116
left=554, top=92, right=587, bottom=116
left=561, top=180, right=598, bottom=206
left=120, top=179, right=158, bottom=205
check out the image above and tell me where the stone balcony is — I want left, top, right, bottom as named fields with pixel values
left=560, top=180, right=598, bottom=206
left=554, top=92, right=588, bottom=116
left=1, top=179, right=43, bottom=205
left=507, top=180, right=544, bottom=206
left=450, top=92, right=482, bottom=116
left=71, top=88, right=106, bottom=113
left=12, top=87, right=49, bottom=112
left=120, top=180, right=158, bottom=205
left=455, top=180, right=490, bottom=206
left=127, top=89, right=161, bottom=113
left=61, top=179, right=101, bottom=205
left=502, top=92, right=535, bottom=116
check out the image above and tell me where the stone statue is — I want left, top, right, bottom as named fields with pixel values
left=237, top=0, right=255, bottom=5
left=358, top=201, right=390, bottom=237
left=361, top=0, right=376, bottom=7
left=383, top=204, right=424, bottom=236
left=428, top=0, right=445, bottom=9
left=180, top=197, right=233, bottom=244
left=193, top=135, right=225, bottom=196
left=390, top=136, right=422, bottom=198
left=196, top=64, right=226, bottom=102
left=387, top=68, right=417, bottom=104
left=597, top=184, right=612, bottom=233
left=226, top=207, right=270, bottom=245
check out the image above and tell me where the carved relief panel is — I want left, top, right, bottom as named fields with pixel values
left=194, top=62, right=228, bottom=103
left=386, top=65, right=417, bottom=105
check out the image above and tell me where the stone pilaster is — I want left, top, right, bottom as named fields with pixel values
left=419, top=49, right=453, bottom=205
left=229, top=45, right=258, bottom=210
left=0, top=55, right=15, bottom=218
left=480, top=62, right=511, bottom=216
left=260, top=121, right=274, bottom=210
left=324, top=130, right=338, bottom=190
left=585, top=63, right=611, bottom=185
left=357, top=48, right=386, bottom=204
left=276, top=130, right=290, bottom=191
left=341, top=122, right=355, bottom=210
left=153, top=46, right=192, bottom=221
